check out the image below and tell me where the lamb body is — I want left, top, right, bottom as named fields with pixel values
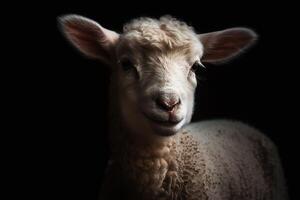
left=59, top=15, right=288, bottom=200
left=101, top=119, right=287, bottom=200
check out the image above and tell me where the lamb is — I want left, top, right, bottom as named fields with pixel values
left=58, top=15, right=289, bottom=200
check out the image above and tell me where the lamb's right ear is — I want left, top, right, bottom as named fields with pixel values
left=58, top=14, right=119, bottom=63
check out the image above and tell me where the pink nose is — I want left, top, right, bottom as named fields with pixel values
left=156, top=95, right=180, bottom=112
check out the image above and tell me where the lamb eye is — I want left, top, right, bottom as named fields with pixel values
left=120, top=58, right=140, bottom=79
left=191, top=61, right=201, bottom=72
left=120, top=59, right=135, bottom=72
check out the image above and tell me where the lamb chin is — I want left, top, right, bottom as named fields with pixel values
left=150, top=120, right=184, bottom=136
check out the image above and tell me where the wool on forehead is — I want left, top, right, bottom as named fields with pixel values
left=121, top=16, right=201, bottom=51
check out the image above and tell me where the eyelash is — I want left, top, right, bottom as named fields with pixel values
left=189, top=60, right=207, bottom=82
left=190, top=61, right=204, bottom=72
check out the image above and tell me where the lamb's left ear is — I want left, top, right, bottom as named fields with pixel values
left=199, top=28, right=257, bottom=64
left=58, top=14, right=119, bottom=64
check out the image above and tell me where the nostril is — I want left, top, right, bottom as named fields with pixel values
left=156, top=98, right=170, bottom=111
left=156, top=96, right=180, bottom=112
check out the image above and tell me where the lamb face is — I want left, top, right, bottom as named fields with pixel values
left=115, top=18, right=203, bottom=136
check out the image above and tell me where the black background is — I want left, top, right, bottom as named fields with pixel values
left=18, top=1, right=298, bottom=200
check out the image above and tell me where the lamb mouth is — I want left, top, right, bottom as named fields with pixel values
left=143, top=112, right=180, bottom=127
